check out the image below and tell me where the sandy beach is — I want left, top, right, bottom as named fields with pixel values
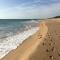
left=1, top=18, right=60, bottom=60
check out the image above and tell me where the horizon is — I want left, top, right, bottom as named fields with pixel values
left=0, top=0, right=60, bottom=19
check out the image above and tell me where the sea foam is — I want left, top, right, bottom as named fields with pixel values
left=0, top=27, right=39, bottom=59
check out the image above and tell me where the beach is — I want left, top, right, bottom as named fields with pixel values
left=1, top=18, right=60, bottom=60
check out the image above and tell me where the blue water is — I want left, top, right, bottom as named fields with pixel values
left=0, top=19, right=39, bottom=39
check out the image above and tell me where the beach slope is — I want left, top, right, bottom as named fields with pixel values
left=1, top=18, right=60, bottom=60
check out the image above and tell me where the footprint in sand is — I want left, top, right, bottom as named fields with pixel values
left=38, top=35, right=42, bottom=39
left=51, top=47, right=55, bottom=52
left=46, top=49, right=49, bottom=52
left=58, top=52, right=60, bottom=56
left=49, top=55, right=53, bottom=60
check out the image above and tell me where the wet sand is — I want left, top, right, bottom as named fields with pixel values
left=1, top=18, right=60, bottom=60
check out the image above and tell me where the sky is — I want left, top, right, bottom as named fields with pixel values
left=0, top=0, right=60, bottom=19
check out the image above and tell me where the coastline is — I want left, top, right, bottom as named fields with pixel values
left=0, top=27, right=39, bottom=59
left=1, top=18, right=60, bottom=60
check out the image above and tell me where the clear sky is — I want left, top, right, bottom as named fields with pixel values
left=0, top=0, right=60, bottom=19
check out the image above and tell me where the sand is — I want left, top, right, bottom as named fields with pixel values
left=1, top=18, right=60, bottom=60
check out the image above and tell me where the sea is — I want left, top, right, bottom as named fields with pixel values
left=0, top=19, right=39, bottom=59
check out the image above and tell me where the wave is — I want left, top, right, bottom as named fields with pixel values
left=0, top=27, right=39, bottom=59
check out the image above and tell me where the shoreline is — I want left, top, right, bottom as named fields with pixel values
left=0, top=27, right=39, bottom=60
left=1, top=18, right=60, bottom=60
left=0, top=19, right=47, bottom=60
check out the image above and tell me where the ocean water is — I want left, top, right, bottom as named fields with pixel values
left=0, top=19, right=39, bottom=59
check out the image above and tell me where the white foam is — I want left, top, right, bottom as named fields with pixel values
left=0, top=27, right=39, bottom=59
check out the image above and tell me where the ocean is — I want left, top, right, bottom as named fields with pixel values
left=0, top=19, right=39, bottom=59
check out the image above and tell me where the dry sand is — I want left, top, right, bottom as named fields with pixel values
left=1, top=18, right=60, bottom=60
